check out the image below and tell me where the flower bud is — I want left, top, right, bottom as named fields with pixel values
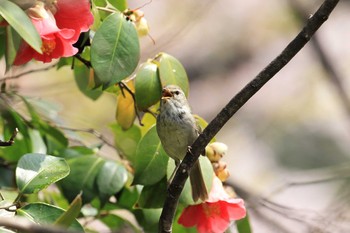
left=206, top=142, right=228, bottom=162
left=213, top=161, right=230, bottom=181
left=217, top=168, right=230, bottom=182
left=26, top=1, right=48, bottom=19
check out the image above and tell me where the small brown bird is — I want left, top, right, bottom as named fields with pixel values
left=156, top=85, right=208, bottom=202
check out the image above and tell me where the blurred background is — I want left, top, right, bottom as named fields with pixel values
left=2, top=0, right=350, bottom=232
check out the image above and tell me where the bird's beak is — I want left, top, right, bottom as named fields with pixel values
left=161, top=88, right=173, bottom=100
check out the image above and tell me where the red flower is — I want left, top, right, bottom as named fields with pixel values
left=178, top=176, right=246, bottom=233
left=14, top=0, right=93, bottom=65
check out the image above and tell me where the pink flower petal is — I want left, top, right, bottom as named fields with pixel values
left=54, top=0, right=94, bottom=41
left=178, top=176, right=246, bottom=233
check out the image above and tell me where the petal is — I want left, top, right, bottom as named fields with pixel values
left=54, top=0, right=94, bottom=41
left=13, top=42, right=35, bottom=65
left=31, top=11, right=60, bottom=36
left=225, top=199, right=247, bottom=220
left=178, top=205, right=203, bottom=227
left=207, top=176, right=230, bottom=202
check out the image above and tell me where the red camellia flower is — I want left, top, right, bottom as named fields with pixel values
left=14, top=0, right=93, bottom=65
left=178, top=176, right=246, bottom=233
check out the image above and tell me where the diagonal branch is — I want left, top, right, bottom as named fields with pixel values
left=159, top=0, right=340, bottom=232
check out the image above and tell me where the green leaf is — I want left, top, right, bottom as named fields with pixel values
left=20, top=96, right=68, bottom=154
left=38, top=123, right=68, bottom=154
left=117, top=186, right=140, bottom=209
left=236, top=214, right=252, bottom=233
left=74, top=59, right=103, bottom=100
left=5, top=26, right=21, bottom=69
left=91, top=12, right=140, bottom=89
left=0, top=0, right=41, bottom=53
left=28, top=129, right=47, bottom=154
left=110, top=123, right=141, bottom=164
left=74, top=46, right=103, bottom=100
left=59, top=156, right=104, bottom=203
left=108, top=0, right=127, bottom=11
left=135, top=61, right=161, bottom=110
left=137, top=177, right=166, bottom=208
left=158, top=53, right=189, bottom=96
left=133, top=125, right=169, bottom=185
left=97, top=160, right=128, bottom=204
left=134, top=209, right=161, bottom=233
left=17, top=203, right=83, bottom=232
left=140, top=112, right=157, bottom=136
left=54, top=193, right=82, bottom=228
left=16, top=153, right=70, bottom=194
left=0, top=27, right=6, bottom=59
left=0, top=109, right=32, bottom=162
left=100, top=209, right=142, bottom=233
left=58, top=146, right=97, bottom=159
left=168, top=156, right=214, bottom=205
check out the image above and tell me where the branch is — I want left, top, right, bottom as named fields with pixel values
left=159, top=0, right=340, bottom=232
left=0, top=128, right=18, bottom=147
left=0, top=217, right=81, bottom=233
left=0, top=64, right=57, bottom=81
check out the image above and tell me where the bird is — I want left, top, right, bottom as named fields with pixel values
left=156, top=85, right=208, bottom=202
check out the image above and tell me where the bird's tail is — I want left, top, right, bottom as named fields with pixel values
left=190, top=160, right=208, bottom=202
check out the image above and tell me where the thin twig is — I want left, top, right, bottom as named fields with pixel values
left=57, top=126, right=115, bottom=149
left=0, top=64, right=57, bottom=81
left=159, top=0, right=340, bottom=232
left=118, top=81, right=144, bottom=126
left=0, top=217, right=81, bottom=233
left=74, top=54, right=92, bottom=68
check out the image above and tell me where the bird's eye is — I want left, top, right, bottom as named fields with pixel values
left=174, top=91, right=180, bottom=95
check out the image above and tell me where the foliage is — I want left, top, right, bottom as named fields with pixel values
left=0, top=0, right=249, bottom=232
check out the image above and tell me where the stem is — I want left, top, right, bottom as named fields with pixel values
left=158, top=0, right=340, bottom=232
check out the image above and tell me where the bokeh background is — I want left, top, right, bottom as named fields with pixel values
left=2, top=0, right=350, bottom=232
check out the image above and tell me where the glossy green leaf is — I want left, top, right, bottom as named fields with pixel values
left=134, top=209, right=161, bottom=233
left=20, top=96, right=68, bottom=154
left=54, top=193, right=82, bottom=228
left=0, top=0, right=41, bottom=53
left=110, top=123, right=141, bottom=164
left=0, top=27, right=6, bottom=59
left=101, top=209, right=142, bottom=233
left=236, top=214, right=252, bottom=233
left=140, top=112, right=157, bottom=136
left=5, top=26, right=21, bottom=69
left=74, top=59, right=103, bottom=100
left=16, top=153, right=70, bottom=194
left=167, top=155, right=213, bottom=205
left=58, top=146, right=97, bottom=159
left=116, top=80, right=136, bottom=130
left=74, top=47, right=103, bottom=100
left=97, top=160, right=128, bottom=204
left=137, top=177, right=166, bottom=209
left=17, top=203, right=83, bottom=232
left=194, top=114, right=216, bottom=142
left=135, top=61, right=161, bottom=110
left=59, top=156, right=104, bottom=203
left=91, top=12, right=140, bottom=89
left=133, top=125, right=169, bottom=185
left=28, top=129, right=47, bottom=154
left=158, top=53, right=189, bottom=96
left=117, top=186, right=140, bottom=209
left=38, top=123, right=68, bottom=154
left=0, top=107, right=32, bottom=162
left=108, top=0, right=127, bottom=11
